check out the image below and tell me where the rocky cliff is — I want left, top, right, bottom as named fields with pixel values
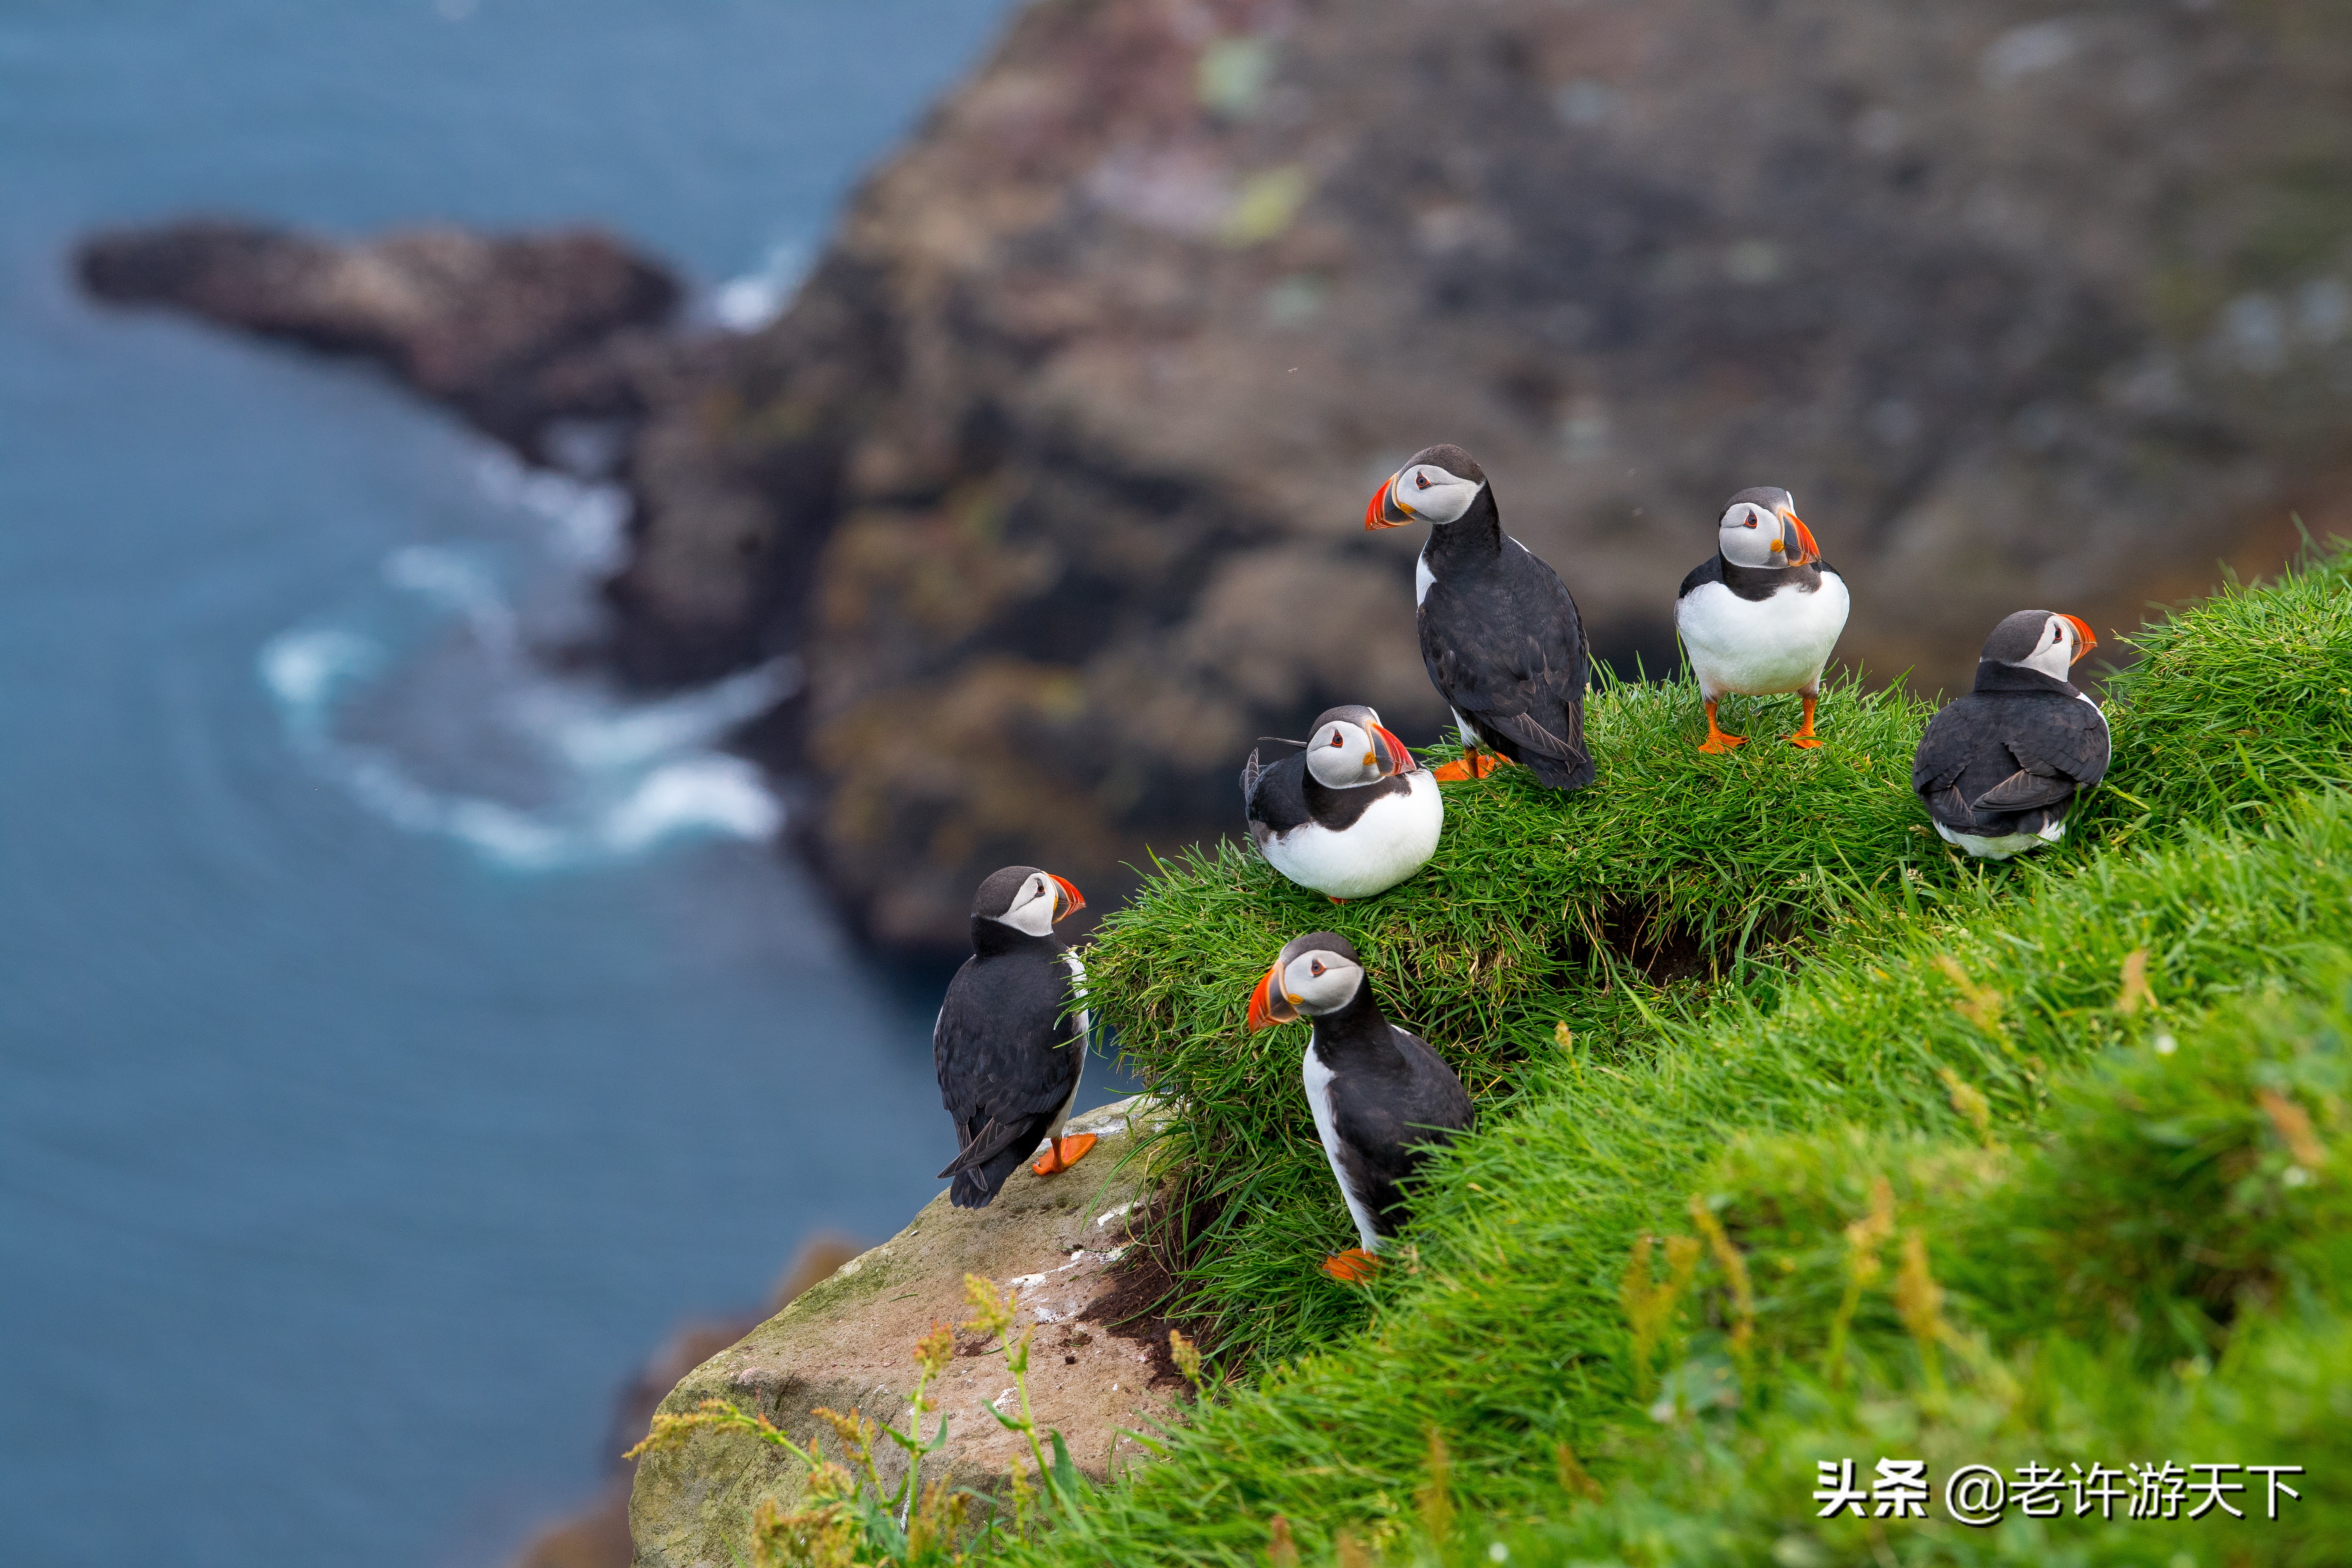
left=614, top=0, right=2352, bottom=953
left=626, top=1098, right=1180, bottom=1568
left=80, top=0, right=2352, bottom=956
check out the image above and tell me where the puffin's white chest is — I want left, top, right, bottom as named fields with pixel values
left=1263, top=770, right=1443, bottom=898
left=1302, top=1039, right=1385, bottom=1254
left=1035, top=948, right=1089, bottom=1147
left=1675, top=572, right=1851, bottom=698
left=1935, top=817, right=2066, bottom=860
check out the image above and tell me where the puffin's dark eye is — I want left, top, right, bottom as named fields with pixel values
left=1310, top=960, right=1325, bottom=976
left=1329, top=733, right=1343, bottom=746
left=1415, top=472, right=1430, bottom=490
left=1742, top=516, right=1759, bottom=529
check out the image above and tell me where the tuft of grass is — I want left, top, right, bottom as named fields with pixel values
left=2084, top=544, right=2352, bottom=841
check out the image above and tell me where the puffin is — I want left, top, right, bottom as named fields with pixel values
left=934, top=866, right=1096, bottom=1209
left=1912, top=610, right=2109, bottom=859
left=1241, top=705, right=1442, bottom=901
left=1365, top=444, right=1595, bottom=790
left=1246, top=932, right=1474, bottom=1281
left=1672, top=487, right=1851, bottom=752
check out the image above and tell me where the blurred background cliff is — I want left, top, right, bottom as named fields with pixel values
left=6, top=2, right=2348, bottom=1566
left=79, top=0, right=2352, bottom=957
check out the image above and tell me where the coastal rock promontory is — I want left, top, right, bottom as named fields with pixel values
left=625, top=1098, right=1180, bottom=1568
left=75, top=218, right=679, bottom=457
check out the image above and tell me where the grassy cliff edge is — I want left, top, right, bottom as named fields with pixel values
left=996, top=552, right=2352, bottom=1566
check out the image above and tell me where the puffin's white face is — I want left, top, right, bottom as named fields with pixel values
left=1717, top=497, right=1816, bottom=569
left=2020, top=615, right=2085, bottom=681
left=1391, top=462, right=1481, bottom=525
left=1304, top=712, right=1414, bottom=788
left=998, top=872, right=1064, bottom=937
left=1367, top=460, right=1484, bottom=531
left=1278, top=947, right=1366, bottom=1018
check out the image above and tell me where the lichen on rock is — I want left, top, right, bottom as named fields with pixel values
left=625, top=1097, right=1182, bottom=1568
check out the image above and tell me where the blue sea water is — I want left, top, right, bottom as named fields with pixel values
left=0, top=5, right=1137, bottom=1566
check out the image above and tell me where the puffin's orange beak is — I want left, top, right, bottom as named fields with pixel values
left=1050, top=875, right=1086, bottom=922
left=2062, top=615, right=2096, bottom=660
left=1780, top=510, right=1819, bottom=566
left=1247, top=961, right=1297, bottom=1030
left=1365, top=474, right=1412, bottom=531
left=1370, top=722, right=1417, bottom=775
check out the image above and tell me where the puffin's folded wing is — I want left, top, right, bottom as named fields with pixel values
left=937, top=1113, right=1037, bottom=1178
left=1925, top=786, right=1978, bottom=831
left=1969, top=767, right=2077, bottom=812
left=2006, top=709, right=2112, bottom=789
left=1911, top=706, right=1975, bottom=798
left=1240, top=748, right=1308, bottom=846
left=1479, top=701, right=1587, bottom=767
left=933, top=982, right=1083, bottom=1175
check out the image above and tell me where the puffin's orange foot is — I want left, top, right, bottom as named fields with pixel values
left=1321, top=1248, right=1383, bottom=1284
left=1784, top=733, right=1823, bottom=750
left=1431, top=758, right=1478, bottom=782
left=1696, top=732, right=1747, bottom=754
left=1031, top=1133, right=1097, bottom=1176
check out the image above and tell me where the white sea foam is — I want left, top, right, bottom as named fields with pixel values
left=258, top=456, right=791, bottom=872
left=383, top=544, right=517, bottom=651
left=712, top=240, right=810, bottom=333
left=473, top=450, right=631, bottom=570
left=519, top=659, right=800, bottom=772
left=259, top=628, right=381, bottom=720
left=603, top=756, right=781, bottom=853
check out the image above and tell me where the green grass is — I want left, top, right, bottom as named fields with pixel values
left=1093, top=553, right=2352, bottom=1367
left=2082, top=549, right=2352, bottom=840
left=967, top=551, right=2352, bottom=1566
left=1028, top=796, right=2352, bottom=1565
left=1094, top=674, right=1959, bottom=1364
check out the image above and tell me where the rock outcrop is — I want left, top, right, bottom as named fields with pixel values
left=75, top=219, right=679, bottom=458
left=78, top=1, right=2352, bottom=956
left=507, top=1237, right=865, bottom=1568
left=626, top=1098, right=1179, bottom=1568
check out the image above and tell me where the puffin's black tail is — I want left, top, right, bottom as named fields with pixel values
left=941, top=1110, right=1056, bottom=1209
left=1477, top=701, right=1593, bottom=792
left=949, top=1168, right=1001, bottom=1209
left=947, top=1143, right=1035, bottom=1209
left=1520, top=747, right=1595, bottom=792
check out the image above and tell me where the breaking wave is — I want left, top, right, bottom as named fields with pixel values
left=710, top=239, right=811, bottom=333
left=258, top=455, right=795, bottom=871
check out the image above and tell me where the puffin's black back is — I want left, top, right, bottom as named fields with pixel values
left=1913, top=662, right=2110, bottom=836
left=934, top=912, right=1083, bottom=1208
left=1416, top=481, right=1594, bottom=790
left=1310, top=979, right=1474, bottom=1238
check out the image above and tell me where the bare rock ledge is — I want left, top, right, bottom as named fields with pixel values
left=626, top=1097, right=1180, bottom=1568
